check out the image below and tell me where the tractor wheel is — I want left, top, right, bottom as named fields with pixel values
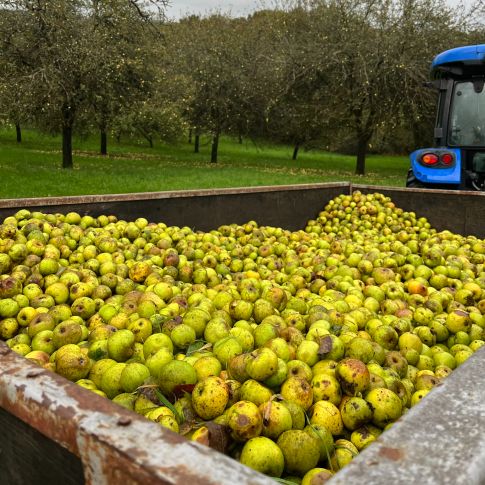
left=406, top=170, right=426, bottom=188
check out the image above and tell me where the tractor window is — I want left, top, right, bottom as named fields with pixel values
left=448, top=81, right=485, bottom=146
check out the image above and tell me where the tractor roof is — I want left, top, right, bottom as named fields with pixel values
left=431, top=44, right=485, bottom=79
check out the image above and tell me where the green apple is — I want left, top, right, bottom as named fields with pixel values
left=240, top=436, right=285, bottom=478
left=107, top=329, right=135, bottom=362
left=120, top=362, right=150, bottom=393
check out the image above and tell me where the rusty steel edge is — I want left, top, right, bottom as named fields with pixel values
left=0, top=342, right=274, bottom=485
left=0, top=183, right=351, bottom=209
left=352, top=183, right=485, bottom=197
left=1, top=182, right=483, bottom=209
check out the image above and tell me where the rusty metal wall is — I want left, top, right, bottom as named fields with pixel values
left=0, top=183, right=483, bottom=236
left=0, top=407, right=85, bottom=485
left=354, top=185, right=485, bottom=238
left=0, top=183, right=350, bottom=232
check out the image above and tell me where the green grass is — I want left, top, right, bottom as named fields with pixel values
left=0, top=127, right=409, bottom=199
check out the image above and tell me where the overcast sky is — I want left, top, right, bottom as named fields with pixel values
left=164, top=0, right=474, bottom=19
left=165, top=0, right=266, bottom=19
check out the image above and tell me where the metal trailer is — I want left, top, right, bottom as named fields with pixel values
left=0, top=183, right=484, bottom=485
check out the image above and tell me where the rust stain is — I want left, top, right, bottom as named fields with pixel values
left=26, top=368, right=45, bottom=378
left=4, top=385, right=79, bottom=454
left=80, top=431, right=210, bottom=485
left=0, top=346, right=80, bottom=454
left=378, top=446, right=405, bottom=462
left=0, top=345, right=10, bottom=356
left=146, top=465, right=219, bottom=485
left=117, top=416, right=132, bottom=427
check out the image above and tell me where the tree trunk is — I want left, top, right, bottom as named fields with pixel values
left=16, top=123, right=21, bottom=143
left=62, top=123, right=73, bottom=169
left=292, top=143, right=300, bottom=161
left=238, top=133, right=243, bottom=144
left=61, top=103, right=75, bottom=169
left=211, top=132, right=219, bottom=163
left=188, top=128, right=192, bottom=144
left=194, top=134, right=200, bottom=153
left=355, top=135, right=370, bottom=175
left=100, top=129, right=107, bottom=155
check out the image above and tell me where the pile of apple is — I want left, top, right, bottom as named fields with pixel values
left=0, top=191, right=484, bottom=484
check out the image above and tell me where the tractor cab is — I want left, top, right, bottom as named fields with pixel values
left=407, top=44, right=485, bottom=190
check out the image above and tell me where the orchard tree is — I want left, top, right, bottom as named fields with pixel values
left=258, top=6, right=332, bottom=159
left=0, top=1, right=95, bottom=168
left=113, top=68, right=189, bottom=148
left=0, top=8, right=41, bottom=142
left=315, top=0, right=407, bottom=175
left=303, top=0, right=461, bottom=174
left=167, top=14, right=252, bottom=163
left=226, top=10, right=289, bottom=145
left=0, top=0, right=168, bottom=168
left=86, top=0, right=167, bottom=155
left=0, top=58, right=34, bottom=142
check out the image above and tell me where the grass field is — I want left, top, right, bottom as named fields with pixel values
left=0, top=127, right=409, bottom=198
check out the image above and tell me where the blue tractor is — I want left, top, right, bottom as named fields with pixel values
left=407, top=44, right=485, bottom=190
